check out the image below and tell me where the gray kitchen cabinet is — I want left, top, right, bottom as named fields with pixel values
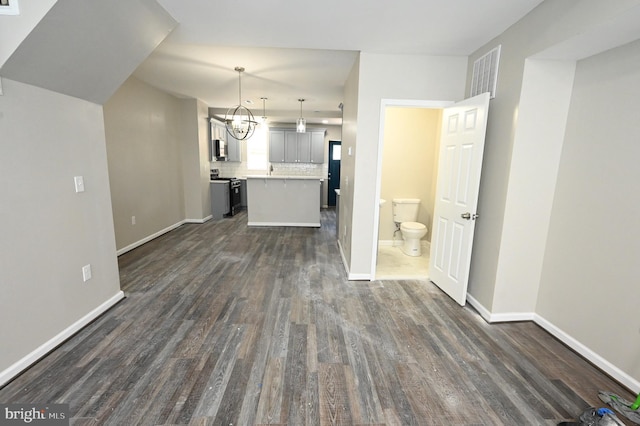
left=269, top=130, right=286, bottom=163
left=285, top=131, right=299, bottom=162
left=210, top=181, right=230, bottom=219
left=296, top=132, right=312, bottom=163
left=227, top=134, right=242, bottom=162
left=310, top=131, right=325, bottom=163
left=240, top=179, right=247, bottom=207
left=284, top=131, right=311, bottom=163
left=269, top=128, right=325, bottom=164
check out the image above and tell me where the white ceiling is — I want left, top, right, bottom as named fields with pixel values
left=133, top=0, right=544, bottom=125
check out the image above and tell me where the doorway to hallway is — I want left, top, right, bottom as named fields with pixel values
left=328, top=141, right=341, bottom=207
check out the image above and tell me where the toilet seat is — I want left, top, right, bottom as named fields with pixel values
left=401, top=222, right=426, bottom=231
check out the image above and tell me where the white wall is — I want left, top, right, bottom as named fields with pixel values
left=0, top=79, right=123, bottom=382
left=103, top=76, right=186, bottom=252
left=537, top=39, right=640, bottom=388
left=344, top=53, right=467, bottom=278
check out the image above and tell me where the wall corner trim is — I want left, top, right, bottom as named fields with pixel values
left=0, top=291, right=125, bottom=388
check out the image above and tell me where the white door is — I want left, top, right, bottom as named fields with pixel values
left=429, top=93, right=490, bottom=306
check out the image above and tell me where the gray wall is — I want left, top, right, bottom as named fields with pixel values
left=466, top=0, right=640, bottom=311
left=180, top=97, right=212, bottom=222
left=537, top=39, right=640, bottom=384
left=104, top=76, right=201, bottom=253
left=0, top=79, right=122, bottom=376
left=463, top=0, right=640, bottom=389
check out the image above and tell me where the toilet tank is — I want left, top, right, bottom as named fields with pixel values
left=392, top=198, right=420, bottom=223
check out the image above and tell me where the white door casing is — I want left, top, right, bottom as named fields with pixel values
left=429, top=93, right=490, bottom=306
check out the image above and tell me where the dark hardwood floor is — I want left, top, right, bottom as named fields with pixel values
left=0, top=209, right=634, bottom=425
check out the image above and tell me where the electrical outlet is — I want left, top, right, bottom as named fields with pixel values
left=74, top=176, right=85, bottom=193
left=131, top=216, right=136, bottom=225
left=82, top=264, right=92, bottom=282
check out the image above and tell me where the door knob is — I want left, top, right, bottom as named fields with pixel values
left=461, top=212, right=479, bottom=220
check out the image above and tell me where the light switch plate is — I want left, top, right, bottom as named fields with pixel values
left=82, top=264, right=92, bottom=282
left=74, top=176, right=85, bottom=193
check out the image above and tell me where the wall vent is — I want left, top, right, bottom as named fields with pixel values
left=470, top=45, right=501, bottom=99
left=0, top=0, right=20, bottom=15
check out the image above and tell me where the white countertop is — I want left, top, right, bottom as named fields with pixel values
left=246, top=175, right=324, bottom=181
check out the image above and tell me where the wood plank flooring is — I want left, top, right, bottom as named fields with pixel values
left=0, top=209, right=634, bottom=425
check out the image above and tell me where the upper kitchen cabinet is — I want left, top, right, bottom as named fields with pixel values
left=226, top=133, right=242, bottom=162
left=310, top=131, right=325, bottom=164
left=210, top=120, right=226, bottom=141
left=269, top=129, right=325, bottom=164
left=286, top=131, right=311, bottom=163
left=209, top=119, right=241, bottom=162
left=269, top=130, right=286, bottom=163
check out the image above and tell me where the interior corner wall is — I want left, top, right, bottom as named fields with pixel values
left=104, top=76, right=186, bottom=252
left=0, top=78, right=122, bottom=379
left=348, top=52, right=466, bottom=278
left=180, top=98, right=211, bottom=221
left=491, top=59, right=575, bottom=315
left=536, top=39, right=640, bottom=389
left=196, top=99, right=212, bottom=218
left=465, top=0, right=640, bottom=312
left=338, top=55, right=360, bottom=271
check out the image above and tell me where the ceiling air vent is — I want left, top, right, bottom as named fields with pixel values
left=470, top=45, right=501, bottom=99
left=0, top=0, right=20, bottom=15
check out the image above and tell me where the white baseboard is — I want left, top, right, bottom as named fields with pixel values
left=116, top=220, right=185, bottom=256
left=466, top=294, right=535, bottom=323
left=117, top=216, right=214, bottom=256
left=0, top=291, right=125, bottom=387
left=337, top=239, right=353, bottom=278
left=465, top=293, right=493, bottom=322
left=184, top=215, right=212, bottom=224
left=534, top=314, right=640, bottom=393
left=247, top=221, right=321, bottom=228
left=466, top=293, right=639, bottom=393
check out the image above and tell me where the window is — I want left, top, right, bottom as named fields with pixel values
left=332, top=144, right=341, bottom=160
left=247, top=124, right=268, bottom=171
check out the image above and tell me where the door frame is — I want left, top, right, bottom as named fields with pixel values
left=371, top=99, right=454, bottom=278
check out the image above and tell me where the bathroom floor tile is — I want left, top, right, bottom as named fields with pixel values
left=375, top=244, right=429, bottom=280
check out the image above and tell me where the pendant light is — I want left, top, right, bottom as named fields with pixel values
left=296, top=98, right=306, bottom=133
left=259, top=97, right=268, bottom=124
left=225, top=67, right=257, bottom=140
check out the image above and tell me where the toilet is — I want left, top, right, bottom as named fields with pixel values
left=392, top=198, right=428, bottom=257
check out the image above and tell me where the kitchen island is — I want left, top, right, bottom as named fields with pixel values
left=246, top=175, right=322, bottom=227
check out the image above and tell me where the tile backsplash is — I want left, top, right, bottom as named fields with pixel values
left=213, top=161, right=327, bottom=178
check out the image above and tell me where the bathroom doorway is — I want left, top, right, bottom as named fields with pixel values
left=375, top=101, right=449, bottom=280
